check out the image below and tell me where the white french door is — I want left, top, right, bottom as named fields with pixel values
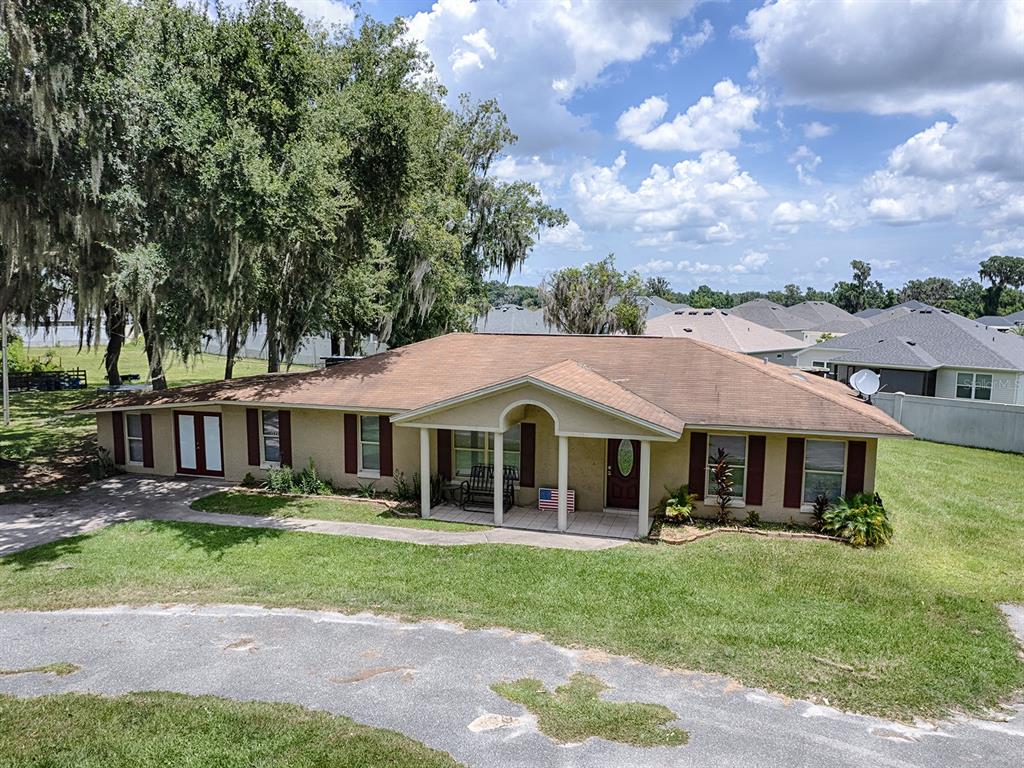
left=175, top=412, right=224, bottom=476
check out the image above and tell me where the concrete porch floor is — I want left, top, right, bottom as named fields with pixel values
left=430, top=503, right=648, bottom=540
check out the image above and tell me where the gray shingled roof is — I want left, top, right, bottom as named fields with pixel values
left=806, top=308, right=1024, bottom=371
left=786, top=301, right=871, bottom=333
left=728, top=299, right=810, bottom=331
left=855, top=300, right=929, bottom=319
left=474, top=305, right=558, bottom=335
left=976, top=309, right=1024, bottom=327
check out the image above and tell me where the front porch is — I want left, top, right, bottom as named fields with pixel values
left=429, top=503, right=649, bottom=540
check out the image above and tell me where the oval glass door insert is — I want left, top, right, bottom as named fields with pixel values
left=616, top=439, right=634, bottom=476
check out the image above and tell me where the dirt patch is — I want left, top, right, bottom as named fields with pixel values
left=329, top=666, right=415, bottom=684
left=0, top=662, right=80, bottom=677
left=223, top=637, right=259, bottom=653
left=656, top=523, right=843, bottom=546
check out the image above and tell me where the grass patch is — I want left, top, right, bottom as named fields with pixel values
left=0, top=691, right=462, bottom=767
left=0, top=662, right=80, bottom=677
left=0, top=440, right=1022, bottom=719
left=0, top=342, right=309, bottom=502
left=492, top=673, right=688, bottom=747
left=193, top=490, right=487, bottom=532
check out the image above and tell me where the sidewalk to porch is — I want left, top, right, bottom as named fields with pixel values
left=430, top=503, right=649, bottom=540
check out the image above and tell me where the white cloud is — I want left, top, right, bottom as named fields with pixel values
left=282, top=1, right=354, bottom=28
left=742, top=0, right=1023, bottom=115
left=771, top=200, right=820, bottom=233
left=538, top=219, right=591, bottom=251
left=788, top=145, right=821, bottom=186
left=730, top=250, right=769, bottom=273
left=571, top=151, right=767, bottom=245
left=863, top=171, right=959, bottom=225
left=814, top=256, right=829, bottom=269
left=407, top=0, right=699, bottom=152
left=669, top=19, right=714, bottom=63
left=872, top=259, right=899, bottom=270
left=801, top=121, right=834, bottom=140
left=489, top=155, right=562, bottom=185
left=616, top=80, right=760, bottom=151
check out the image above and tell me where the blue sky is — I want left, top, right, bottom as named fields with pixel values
left=282, top=0, right=1023, bottom=292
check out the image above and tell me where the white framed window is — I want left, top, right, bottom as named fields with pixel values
left=359, top=415, right=380, bottom=477
left=453, top=425, right=522, bottom=478
left=955, top=371, right=992, bottom=401
left=125, top=413, right=144, bottom=465
left=261, top=410, right=281, bottom=465
left=706, top=434, right=747, bottom=502
left=803, top=439, right=846, bottom=504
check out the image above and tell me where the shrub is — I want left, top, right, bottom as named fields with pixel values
left=240, top=472, right=258, bottom=488
left=295, top=459, right=332, bottom=495
left=743, top=509, right=760, bottom=528
left=355, top=480, right=377, bottom=499
left=710, top=448, right=734, bottom=524
left=810, top=494, right=831, bottom=532
left=821, top=492, right=893, bottom=547
left=659, top=483, right=697, bottom=523
left=88, top=447, right=119, bottom=480
left=391, top=471, right=417, bottom=502
left=264, top=465, right=297, bottom=494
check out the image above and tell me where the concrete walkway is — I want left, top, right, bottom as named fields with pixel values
left=0, top=604, right=1021, bottom=768
left=0, top=475, right=627, bottom=557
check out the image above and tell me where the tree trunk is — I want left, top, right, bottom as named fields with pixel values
left=266, top=311, right=280, bottom=373
left=224, top=323, right=239, bottom=380
left=103, top=304, right=125, bottom=386
left=330, top=332, right=341, bottom=357
left=139, top=308, right=167, bottom=391
left=343, top=331, right=357, bottom=357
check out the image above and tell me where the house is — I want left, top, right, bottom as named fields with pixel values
left=975, top=309, right=1024, bottom=331
left=854, top=299, right=929, bottom=320
left=643, top=308, right=808, bottom=365
left=729, top=299, right=868, bottom=344
left=78, top=333, right=910, bottom=538
left=795, top=309, right=1024, bottom=404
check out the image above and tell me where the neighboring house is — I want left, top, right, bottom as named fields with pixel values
left=643, top=308, right=808, bottom=365
left=202, top=325, right=386, bottom=366
left=729, top=299, right=867, bottom=344
left=854, top=300, right=929, bottom=320
left=976, top=309, right=1024, bottom=331
left=473, top=304, right=557, bottom=335
left=79, top=333, right=909, bottom=537
left=795, top=309, right=1024, bottom=404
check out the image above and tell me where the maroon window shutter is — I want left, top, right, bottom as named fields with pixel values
left=436, top=429, right=452, bottom=480
left=783, top=437, right=805, bottom=508
left=379, top=416, right=393, bottom=477
left=279, top=410, right=292, bottom=467
left=688, top=432, right=707, bottom=497
left=845, top=440, right=867, bottom=497
left=746, top=435, right=766, bottom=505
left=344, top=414, right=358, bottom=474
left=111, top=412, right=126, bottom=465
left=519, top=423, right=536, bottom=487
left=141, top=413, right=155, bottom=468
left=246, top=408, right=261, bottom=466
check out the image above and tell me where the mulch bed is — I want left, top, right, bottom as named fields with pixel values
left=655, top=522, right=844, bottom=546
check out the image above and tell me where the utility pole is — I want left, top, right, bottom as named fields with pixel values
left=2, top=311, right=9, bottom=426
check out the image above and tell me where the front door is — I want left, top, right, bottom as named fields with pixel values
left=606, top=438, right=640, bottom=509
left=175, top=411, right=224, bottom=476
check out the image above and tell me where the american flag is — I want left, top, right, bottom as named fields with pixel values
left=538, top=487, right=575, bottom=513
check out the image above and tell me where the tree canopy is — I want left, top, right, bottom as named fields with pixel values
left=0, top=0, right=565, bottom=384
left=540, top=255, right=645, bottom=335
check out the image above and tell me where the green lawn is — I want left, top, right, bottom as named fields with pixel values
left=1, top=439, right=1021, bottom=720
left=0, top=342, right=308, bottom=501
left=0, top=691, right=462, bottom=767
left=193, top=490, right=487, bottom=532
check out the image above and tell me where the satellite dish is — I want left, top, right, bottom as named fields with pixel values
left=850, top=369, right=881, bottom=398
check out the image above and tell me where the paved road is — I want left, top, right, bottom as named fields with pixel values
left=0, top=475, right=625, bottom=555
left=0, top=605, right=1021, bottom=768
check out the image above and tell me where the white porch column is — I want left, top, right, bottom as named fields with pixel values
left=419, top=428, right=431, bottom=518
left=493, top=430, right=504, bottom=526
left=557, top=435, right=569, bottom=532
left=638, top=439, right=651, bottom=538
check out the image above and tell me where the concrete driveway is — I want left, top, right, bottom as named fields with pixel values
left=1, top=604, right=1021, bottom=768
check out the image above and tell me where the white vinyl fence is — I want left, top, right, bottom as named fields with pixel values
left=873, top=392, right=1024, bottom=453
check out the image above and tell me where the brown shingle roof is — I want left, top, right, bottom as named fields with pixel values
left=77, top=333, right=910, bottom=438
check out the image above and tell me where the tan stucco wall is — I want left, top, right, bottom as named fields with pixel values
left=398, top=382, right=669, bottom=439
